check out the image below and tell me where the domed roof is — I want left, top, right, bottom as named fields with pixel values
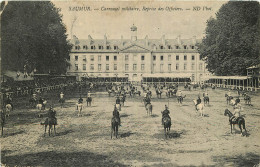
left=130, top=24, right=137, bottom=31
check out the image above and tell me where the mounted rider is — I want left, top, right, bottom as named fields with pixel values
left=59, top=92, right=65, bottom=102
left=231, top=99, right=242, bottom=122
left=5, top=94, right=13, bottom=109
left=78, top=96, right=83, bottom=104
left=113, top=104, right=121, bottom=126
left=145, top=96, right=151, bottom=108
left=195, top=95, right=201, bottom=109
left=162, top=105, right=171, bottom=125
left=48, top=106, right=57, bottom=125
left=176, top=90, right=183, bottom=100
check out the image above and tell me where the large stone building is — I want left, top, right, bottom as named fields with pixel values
left=67, top=25, right=210, bottom=83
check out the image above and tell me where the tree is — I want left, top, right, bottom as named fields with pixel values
left=1, top=1, right=71, bottom=74
left=198, top=1, right=260, bottom=76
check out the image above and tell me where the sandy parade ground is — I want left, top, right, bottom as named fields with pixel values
left=1, top=86, right=260, bottom=167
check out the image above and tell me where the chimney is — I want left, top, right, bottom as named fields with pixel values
left=88, top=35, right=93, bottom=45
left=104, top=34, right=107, bottom=45
left=177, top=35, right=181, bottom=45
left=161, top=35, right=165, bottom=46
left=192, top=36, right=197, bottom=45
left=145, top=35, right=149, bottom=46
left=73, top=35, right=79, bottom=45
left=121, top=35, right=124, bottom=46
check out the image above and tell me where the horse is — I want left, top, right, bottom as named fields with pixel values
left=177, top=95, right=186, bottom=105
left=29, top=97, right=37, bottom=108
left=225, top=94, right=233, bottom=105
left=111, top=116, right=119, bottom=139
left=41, top=117, right=57, bottom=137
left=193, top=100, right=204, bottom=117
left=121, top=96, right=125, bottom=106
left=156, top=89, right=162, bottom=99
left=203, top=96, right=209, bottom=105
left=115, top=103, right=121, bottom=111
left=224, top=109, right=247, bottom=136
left=76, top=103, right=83, bottom=116
left=108, top=89, right=112, bottom=97
left=162, top=116, right=171, bottom=138
left=145, top=103, right=153, bottom=116
left=1, top=111, right=6, bottom=136
left=86, top=97, right=92, bottom=107
left=5, top=104, right=12, bottom=117
left=133, top=90, right=141, bottom=96
left=59, top=98, right=65, bottom=108
left=203, top=93, right=209, bottom=106
left=244, top=95, right=251, bottom=105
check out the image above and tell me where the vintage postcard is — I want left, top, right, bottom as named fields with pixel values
left=1, top=1, right=259, bottom=166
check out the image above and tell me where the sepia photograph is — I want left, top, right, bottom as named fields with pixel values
left=0, top=1, right=260, bottom=166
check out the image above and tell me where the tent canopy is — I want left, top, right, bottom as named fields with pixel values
left=142, top=73, right=191, bottom=78
left=202, top=76, right=247, bottom=80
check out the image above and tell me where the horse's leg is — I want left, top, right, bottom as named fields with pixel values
left=49, top=125, right=51, bottom=136
left=164, top=127, right=167, bottom=138
left=44, top=125, right=47, bottom=136
left=230, top=124, right=233, bottom=134
left=54, top=125, right=56, bottom=136
left=116, top=125, right=118, bottom=138
left=111, top=125, right=113, bottom=139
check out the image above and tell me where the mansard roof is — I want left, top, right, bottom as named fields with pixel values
left=70, top=35, right=202, bottom=53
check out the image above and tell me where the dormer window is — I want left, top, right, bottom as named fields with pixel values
left=99, top=46, right=103, bottom=50
left=114, top=46, right=118, bottom=50
left=75, top=45, right=80, bottom=50
left=168, top=45, right=171, bottom=49
left=176, top=45, right=179, bottom=49
left=83, top=45, right=88, bottom=49
left=91, top=45, right=95, bottom=50
left=191, top=46, right=195, bottom=49
left=160, top=45, right=164, bottom=49
left=106, top=46, right=111, bottom=50
left=184, top=45, right=187, bottom=49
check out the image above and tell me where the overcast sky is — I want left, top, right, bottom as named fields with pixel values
left=53, top=1, right=227, bottom=40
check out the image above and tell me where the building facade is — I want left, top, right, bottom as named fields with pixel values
left=67, top=25, right=211, bottom=83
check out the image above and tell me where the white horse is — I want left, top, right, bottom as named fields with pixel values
left=193, top=100, right=204, bottom=117
left=5, top=104, right=12, bottom=117
left=76, top=103, right=83, bottom=117
left=230, top=99, right=236, bottom=106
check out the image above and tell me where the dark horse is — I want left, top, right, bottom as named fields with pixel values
left=162, top=114, right=171, bottom=138
left=86, top=97, right=92, bottom=106
left=224, top=109, right=247, bottom=136
left=41, top=117, right=57, bottom=137
left=111, top=117, right=119, bottom=139
left=156, top=89, right=162, bottom=98
left=177, top=95, right=186, bottom=105
left=203, top=93, right=209, bottom=105
left=244, top=95, right=252, bottom=105
left=225, top=94, right=233, bottom=105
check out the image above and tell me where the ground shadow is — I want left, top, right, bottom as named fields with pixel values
left=2, top=130, right=25, bottom=138
left=55, top=129, right=75, bottom=137
left=153, top=130, right=185, bottom=140
left=1, top=151, right=128, bottom=167
left=120, top=131, right=135, bottom=138
left=212, top=152, right=260, bottom=167
left=120, top=114, right=131, bottom=118
left=151, top=114, right=159, bottom=117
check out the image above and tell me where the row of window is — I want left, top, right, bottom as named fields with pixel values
left=74, top=63, right=203, bottom=71
left=75, top=45, right=195, bottom=50
left=74, top=55, right=202, bottom=62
